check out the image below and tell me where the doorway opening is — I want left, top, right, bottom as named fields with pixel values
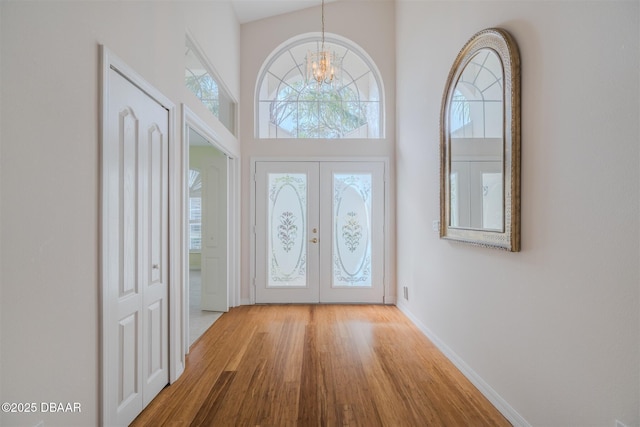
left=187, top=127, right=229, bottom=346
left=182, top=104, right=240, bottom=353
left=186, top=127, right=227, bottom=345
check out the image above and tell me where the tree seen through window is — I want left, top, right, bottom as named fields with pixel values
left=270, top=81, right=367, bottom=138
left=256, top=35, right=383, bottom=139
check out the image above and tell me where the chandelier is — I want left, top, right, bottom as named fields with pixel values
left=306, top=0, right=341, bottom=88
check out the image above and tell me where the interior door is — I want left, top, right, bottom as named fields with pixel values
left=254, top=161, right=384, bottom=304
left=200, top=146, right=229, bottom=311
left=104, top=68, right=169, bottom=426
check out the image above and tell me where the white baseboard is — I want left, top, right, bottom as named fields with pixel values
left=240, top=298, right=394, bottom=305
left=384, top=295, right=397, bottom=305
left=396, top=302, right=531, bottom=427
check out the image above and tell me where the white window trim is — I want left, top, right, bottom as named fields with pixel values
left=185, top=30, right=239, bottom=137
left=254, top=32, right=385, bottom=139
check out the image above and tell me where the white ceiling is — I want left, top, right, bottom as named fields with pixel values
left=231, top=0, right=333, bottom=24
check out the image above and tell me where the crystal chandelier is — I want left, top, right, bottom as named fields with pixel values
left=306, top=0, right=341, bottom=88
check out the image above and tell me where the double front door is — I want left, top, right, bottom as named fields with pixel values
left=255, top=161, right=385, bottom=303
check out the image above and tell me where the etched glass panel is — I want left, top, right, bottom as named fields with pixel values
left=450, top=172, right=459, bottom=228
left=268, top=173, right=307, bottom=287
left=482, top=172, right=503, bottom=231
left=333, top=174, right=372, bottom=287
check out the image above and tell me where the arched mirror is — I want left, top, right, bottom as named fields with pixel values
left=440, top=28, right=521, bottom=251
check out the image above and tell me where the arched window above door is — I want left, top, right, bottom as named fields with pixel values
left=256, top=33, right=384, bottom=139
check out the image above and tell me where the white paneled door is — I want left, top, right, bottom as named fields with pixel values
left=104, top=67, right=169, bottom=426
left=200, top=147, right=229, bottom=312
left=255, top=162, right=384, bottom=304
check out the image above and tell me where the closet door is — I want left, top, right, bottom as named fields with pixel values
left=104, top=67, right=169, bottom=426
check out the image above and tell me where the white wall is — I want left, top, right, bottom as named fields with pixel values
left=0, top=1, right=3, bottom=408
left=2, top=1, right=637, bottom=425
left=396, top=1, right=639, bottom=426
left=0, top=2, right=240, bottom=426
left=239, top=1, right=396, bottom=303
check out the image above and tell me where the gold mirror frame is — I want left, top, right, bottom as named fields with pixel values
left=440, top=28, right=521, bottom=251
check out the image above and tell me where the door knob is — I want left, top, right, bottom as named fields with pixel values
left=152, top=264, right=159, bottom=269
left=310, top=238, right=318, bottom=243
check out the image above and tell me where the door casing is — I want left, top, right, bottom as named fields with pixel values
left=100, top=46, right=183, bottom=426
left=182, top=105, right=241, bottom=355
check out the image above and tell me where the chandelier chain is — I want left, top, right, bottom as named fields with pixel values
left=321, top=0, right=325, bottom=50
left=305, top=0, right=340, bottom=88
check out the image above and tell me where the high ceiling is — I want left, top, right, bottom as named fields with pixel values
left=231, top=0, right=336, bottom=24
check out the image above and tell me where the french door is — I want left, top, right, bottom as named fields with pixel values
left=255, top=161, right=385, bottom=303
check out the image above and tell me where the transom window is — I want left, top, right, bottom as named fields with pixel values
left=185, top=37, right=237, bottom=136
left=256, top=34, right=384, bottom=139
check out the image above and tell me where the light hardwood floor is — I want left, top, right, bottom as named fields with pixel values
left=188, top=269, right=223, bottom=346
left=131, top=305, right=511, bottom=426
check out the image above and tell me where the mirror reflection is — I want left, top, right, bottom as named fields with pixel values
left=440, top=28, right=520, bottom=251
left=449, top=49, right=504, bottom=231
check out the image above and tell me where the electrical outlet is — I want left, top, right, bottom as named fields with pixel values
left=403, top=286, right=409, bottom=300
left=432, top=220, right=440, bottom=232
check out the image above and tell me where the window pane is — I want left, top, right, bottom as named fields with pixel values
left=189, top=222, right=201, bottom=251
left=189, top=198, right=201, bottom=221
left=185, top=39, right=236, bottom=135
left=257, top=37, right=383, bottom=139
left=189, top=195, right=202, bottom=251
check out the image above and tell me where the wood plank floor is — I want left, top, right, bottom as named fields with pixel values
left=131, top=305, right=511, bottom=427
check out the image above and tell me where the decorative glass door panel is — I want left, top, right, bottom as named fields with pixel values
left=255, top=161, right=384, bottom=304
left=333, top=174, right=372, bottom=287
left=320, top=162, right=384, bottom=303
left=268, top=173, right=307, bottom=287
left=256, top=162, right=319, bottom=303
left=482, top=172, right=503, bottom=230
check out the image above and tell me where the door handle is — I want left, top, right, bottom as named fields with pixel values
left=310, top=238, right=318, bottom=244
